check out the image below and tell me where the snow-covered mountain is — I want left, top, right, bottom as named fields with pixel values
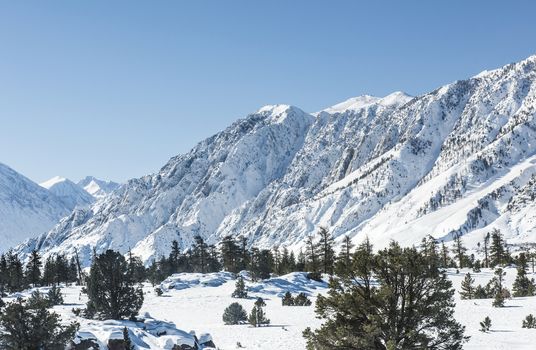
left=0, top=164, right=72, bottom=251
left=16, top=55, right=536, bottom=265
left=77, top=176, right=120, bottom=199
left=40, top=176, right=94, bottom=210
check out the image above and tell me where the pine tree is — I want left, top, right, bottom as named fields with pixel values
left=248, top=297, right=270, bottom=327
left=317, top=227, right=335, bottom=275
left=452, top=233, right=467, bottom=268
left=305, top=235, right=320, bottom=279
left=480, top=316, right=491, bottom=332
left=440, top=241, right=450, bottom=268
left=127, top=250, right=146, bottom=284
left=86, top=250, right=144, bottom=320
left=335, top=235, right=354, bottom=276
left=492, top=268, right=506, bottom=307
left=25, top=249, right=42, bottom=287
left=304, top=241, right=467, bottom=350
left=42, top=256, right=56, bottom=286
left=460, top=273, right=475, bottom=300
left=193, top=236, right=209, bottom=273
left=282, top=291, right=294, bottom=306
left=294, top=292, right=312, bottom=306
left=0, top=254, right=8, bottom=296
left=220, top=236, right=240, bottom=273
left=250, top=249, right=273, bottom=281
left=232, top=276, right=248, bottom=298
left=483, top=232, right=490, bottom=268
left=0, top=297, right=79, bottom=349
left=222, top=302, right=248, bottom=325
left=489, top=229, right=507, bottom=267
left=522, top=314, right=536, bottom=329
left=512, top=253, right=536, bottom=297
left=47, top=284, right=64, bottom=305
left=123, top=327, right=135, bottom=350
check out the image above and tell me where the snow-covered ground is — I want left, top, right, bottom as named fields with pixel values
left=2, top=270, right=536, bottom=349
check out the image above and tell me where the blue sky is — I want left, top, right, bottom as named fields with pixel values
left=1, top=0, right=535, bottom=183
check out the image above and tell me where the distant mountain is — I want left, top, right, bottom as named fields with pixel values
left=15, top=55, right=536, bottom=265
left=0, top=163, right=71, bottom=251
left=40, top=176, right=94, bottom=209
left=77, top=176, right=120, bottom=199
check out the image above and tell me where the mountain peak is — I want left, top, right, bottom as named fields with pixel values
left=39, top=176, right=68, bottom=189
left=322, top=91, right=412, bottom=114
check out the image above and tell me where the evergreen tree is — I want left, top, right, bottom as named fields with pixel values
left=5, top=251, right=25, bottom=293
left=421, top=235, right=440, bottom=269
left=492, top=268, right=506, bottom=307
left=25, top=249, right=42, bottom=287
left=282, top=291, right=294, bottom=306
left=123, top=327, right=135, bottom=350
left=220, top=236, right=240, bottom=273
left=192, top=236, right=209, bottom=273
left=480, top=316, right=491, bottom=332
left=232, top=276, right=248, bottom=298
left=47, top=284, right=64, bottom=306
left=248, top=297, right=270, bottom=327
left=42, top=256, right=56, bottom=286
left=0, top=254, right=8, bottom=296
left=489, top=229, right=508, bottom=267
left=440, top=241, right=450, bottom=268
left=317, top=227, right=335, bottom=275
left=512, top=253, right=536, bottom=297
left=0, top=297, right=79, bottom=349
left=473, top=260, right=481, bottom=273
left=522, top=314, right=536, bottom=329
left=296, top=250, right=306, bottom=271
left=335, top=235, right=354, bottom=276
left=483, top=232, right=490, bottom=268
left=305, top=235, right=320, bottom=278
left=460, top=273, right=475, bottom=300
left=250, top=248, right=273, bottom=281
left=169, top=240, right=181, bottom=273
left=86, top=250, right=144, bottom=320
left=294, top=292, right=312, bottom=306
left=222, top=302, right=248, bottom=325
left=127, top=250, right=147, bottom=284
left=304, top=241, right=467, bottom=350
left=452, top=233, right=468, bottom=268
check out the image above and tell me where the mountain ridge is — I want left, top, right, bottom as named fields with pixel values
left=14, top=54, right=536, bottom=265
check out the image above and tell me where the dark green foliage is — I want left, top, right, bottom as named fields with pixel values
left=512, top=253, right=536, bottom=297
left=305, top=235, right=320, bottom=276
left=294, top=292, right=312, bottom=306
left=480, top=316, right=491, bottom=332
left=522, top=314, right=536, bottom=329
left=304, top=241, right=467, bottom=350
left=248, top=297, right=269, bottom=327
left=123, top=327, right=135, bottom=350
left=127, top=250, right=147, bottom=284
left=222, top=302, right=248, bottom=325
left=473, top=259, right=481, bottom=273
left=335, top=235, right=354, bottom=276
left=452, top=233, right=470, bottom=268
left=220, top=236, right=241, bottom=273
left=317, top=227, right=335, bottom=275
left=250, top=248, right=273, bottom=281
left=460, top=273, right=475, bottom=300
left=86, top=250, right=144, bottom=320
left=231, top=276, right=247, bottom=298
left=489, top=229, right=510, bottom=267
left=0, top=297, right=79, bottom=349
left=47, top=284, right=64, bottom=306
left=282, top=292, right=312, bottom=306
left=25, top=250, right=42, bottom=287
left=282, top=291, right=294, bottom=306
left=492, top=268, right=507, bottom=307
left=0, top=251, right=26, bottom=293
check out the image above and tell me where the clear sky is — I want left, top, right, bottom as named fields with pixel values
left=1, top=0, right=535, bottom=183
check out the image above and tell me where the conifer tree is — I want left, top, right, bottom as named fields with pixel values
left=335, top=235, right=354, bottom=276
left=0, top=297, right=79, bottom=349
left=47, top=284, right=64, bottom=306
left=220, top=236, right=240, bottom=273
left=25, top=249, right=42, bottom=287
left=318, top=227, right=335, bottom=275
left=452, top=233, right=468, bottom=268
left=232, top=276, right=248, bottom=298
left=42, top=256, right=56, bottom=286
left=460, top=273, right=475, bottom=300
left=222, top=302, right=248, bottom=325
left=480, top=316, right=491, bottom=332
left=123, top=327, right=135, bottom=350
left=492, top=268, right=506, bottom=307
left=512, top=253, right=536, bottom=297
left=489, top=229, right=508, bottom=267
left=522, top=314, right=536, bottom=329
left=86, top=250, right=144, bottom=320
left=305, top=235, right=320, bottom=278
left=250, top=249, right=273, bottom=281
left=282, top=291, right=294, bottom=306
left=304, top=241, right=467, bottom=350
left=0, top=254, right=7, bottom=296
left=248, top=297, right=270, bottom=327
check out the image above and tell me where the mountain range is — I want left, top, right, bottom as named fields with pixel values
left=10, top=54, right=536, bottom=265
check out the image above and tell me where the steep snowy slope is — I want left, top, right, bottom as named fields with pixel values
left=77, top=176, right=120, bottom=199
left=0, top=163, right=71, bottom=251
left=16, top=55, right=536, bottom=264
left=40, top=176, right=94, bottom=210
